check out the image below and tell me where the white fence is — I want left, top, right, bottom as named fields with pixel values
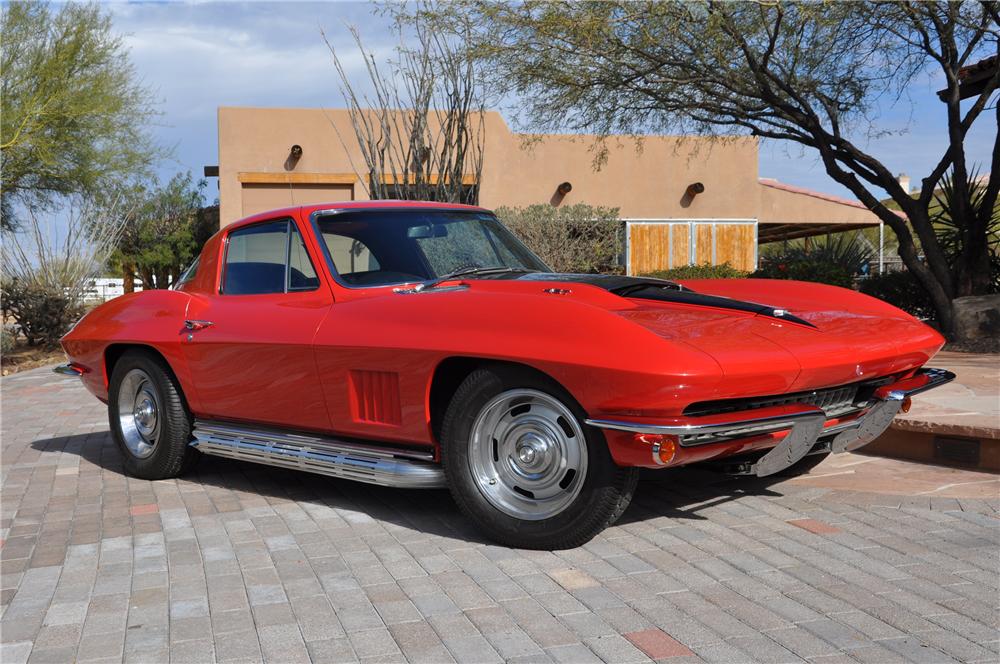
left=83, top=278, right=143, bottom=303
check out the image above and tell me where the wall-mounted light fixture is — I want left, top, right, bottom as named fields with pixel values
left=285, top=144, right=303, bottom=171
left=685, top=182, right=705, bottom=198
left=557, top=181, right=573, bottom=196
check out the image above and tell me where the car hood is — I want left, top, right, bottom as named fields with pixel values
left=494, top=273, right=945, bottom=395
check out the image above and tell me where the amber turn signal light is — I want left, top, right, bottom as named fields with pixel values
left=635, top=433, right=678, bottom=465
left=900, top=397, right=912, bottom=413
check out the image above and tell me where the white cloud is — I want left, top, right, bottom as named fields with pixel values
left=108, top=2, right=995, bottom=202
left=107, top=1, right=396, bottom=185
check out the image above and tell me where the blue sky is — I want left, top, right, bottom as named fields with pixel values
left=110, top=1, right=996, bottom=203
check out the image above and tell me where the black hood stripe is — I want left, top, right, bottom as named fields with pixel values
left=513, top=273, right=816, bottom=329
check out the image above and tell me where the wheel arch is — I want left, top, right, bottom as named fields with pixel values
left=105, top=343, right=194, bottom=412
left=427, top=356, right=582, bottom=444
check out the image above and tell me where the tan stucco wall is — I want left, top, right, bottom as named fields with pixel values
left=477, top=113, right=760, bottom=221
left=757, top=181, right=882, bottom=226
left=215, top=106, right=886, bottom=271
left=217, top=107, right=763, bottom=227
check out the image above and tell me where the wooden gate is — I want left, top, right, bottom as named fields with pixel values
left=625, top=220, right=757, bottom=275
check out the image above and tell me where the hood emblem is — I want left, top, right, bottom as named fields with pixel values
left=543, top=288, right=572, bottom=295
left=855, top=364, right=864, bottom=377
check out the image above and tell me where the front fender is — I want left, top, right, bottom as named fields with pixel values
left=60, top=290, right=202, bottom=411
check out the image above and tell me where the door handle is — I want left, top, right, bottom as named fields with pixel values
left=184, top=319, right=214, bottom=331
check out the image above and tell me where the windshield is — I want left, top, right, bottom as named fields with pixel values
left=313, top=209, right=549, bottom=287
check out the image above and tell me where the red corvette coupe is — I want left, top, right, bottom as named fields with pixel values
left=58, top=201, right=953, bottom=548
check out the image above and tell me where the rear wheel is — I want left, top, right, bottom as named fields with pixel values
left=441, top=366, right=638, bottom=549
left=108, top=349, right=198, bottom=479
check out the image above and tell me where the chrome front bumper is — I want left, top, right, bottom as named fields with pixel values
left=586, top=367, right=955, bottom=477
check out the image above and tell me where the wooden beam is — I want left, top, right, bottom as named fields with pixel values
left=238, top=172, right=479, bottom=187
left=238, top=172, right=358, bottom=185
left=376, top=173, right=478, bottom=186
left=758, top=222, right=874, bottom=244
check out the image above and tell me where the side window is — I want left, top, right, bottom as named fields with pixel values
left=173, top=257, right=199, bottom=289
left=288, top=225, right=319, bottom=291
left=223, top=220, right=319, bottom=295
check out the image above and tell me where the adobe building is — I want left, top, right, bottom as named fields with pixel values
left=214, top=108, right=884, bottom=275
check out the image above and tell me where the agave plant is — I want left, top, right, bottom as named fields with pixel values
left=790, top=233, right=876, bottom=274
left=933, top=169, right=1000, bottom=294
left=756, top=232, right=875, bottom=288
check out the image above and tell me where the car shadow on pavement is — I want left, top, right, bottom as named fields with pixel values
left=616, top=468, right=787, bottom=525
left=32, top=431, right=793, bottom=542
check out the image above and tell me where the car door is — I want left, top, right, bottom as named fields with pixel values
left=180, top=216, right=334, bottom=431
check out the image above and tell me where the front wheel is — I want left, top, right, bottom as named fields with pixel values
left=441, top=366, right=638, bottom=549
left=108, top=349, right=199, bottom=480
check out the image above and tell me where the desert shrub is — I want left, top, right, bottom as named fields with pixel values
left=859, top=271, right=937, bottom=321
left=1, top=327, right=16, bottom=355
left=2, top=279, right=85, bottom=346
left=641, top=262, right=749, bottom=281
left=753, top=234, right=874, bottom=288
left=1, top=197, right=128, bottom=347
left=495, top=203, right=623, bottom=274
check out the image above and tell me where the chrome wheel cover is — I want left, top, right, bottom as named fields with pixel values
left=468, top=389, right=588, bottom=521
left=117, top=369, right=161, bottom=459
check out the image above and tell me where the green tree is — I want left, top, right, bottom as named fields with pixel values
left=114, top=173, right=215, bottom=291
left=410, top=1, right=999, bottom=338
left=1, top=1, right=161, bottom=230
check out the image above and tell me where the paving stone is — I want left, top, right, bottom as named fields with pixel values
left=545, top=642, right=602, bottom=663
left=168, top=638, right=215, bottom=662
left=387, top=621, right=453, bottom=662
left=689, top=640, right=751, bottom=663
left=763, top=626, right=842, bottom=659
left=257, top=624, right=310, bottom=663
left=625, top=628, right=695, bottom=659
left=441, top=635, right=502, bottom=663
left=306, top=638, right=358, bottom=662
left=584, top=633, right=650, bottom=663
left=213, top=628, right=262, bottom=662
left=3, top=367, right=998, bottom=663
left=877, top=635, right=960, bottom=663
left=348, top=627, right=400, bottom=659
left=0, top=641, right=33, bottom=664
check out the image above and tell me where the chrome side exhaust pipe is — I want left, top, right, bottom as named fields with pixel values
left=190, top=420, right=446, bottom=489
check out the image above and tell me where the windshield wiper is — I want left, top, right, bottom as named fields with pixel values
left=416, top=266, right=535, bottom=291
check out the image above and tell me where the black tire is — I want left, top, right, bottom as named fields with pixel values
left=108, top=349, right=199, bottom=479
left=441, top=365, right=638, bottom=549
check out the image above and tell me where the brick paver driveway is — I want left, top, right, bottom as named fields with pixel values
left=2, top=366, right=998, bottom=663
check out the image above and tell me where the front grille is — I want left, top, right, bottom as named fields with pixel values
left=683, top=376, right=895, bottom=420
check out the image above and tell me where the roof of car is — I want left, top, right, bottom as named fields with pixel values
left=228, top=200, right=490, bottom=231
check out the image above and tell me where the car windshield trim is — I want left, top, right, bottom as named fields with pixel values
left=309, top=208, right=550, bottom=290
